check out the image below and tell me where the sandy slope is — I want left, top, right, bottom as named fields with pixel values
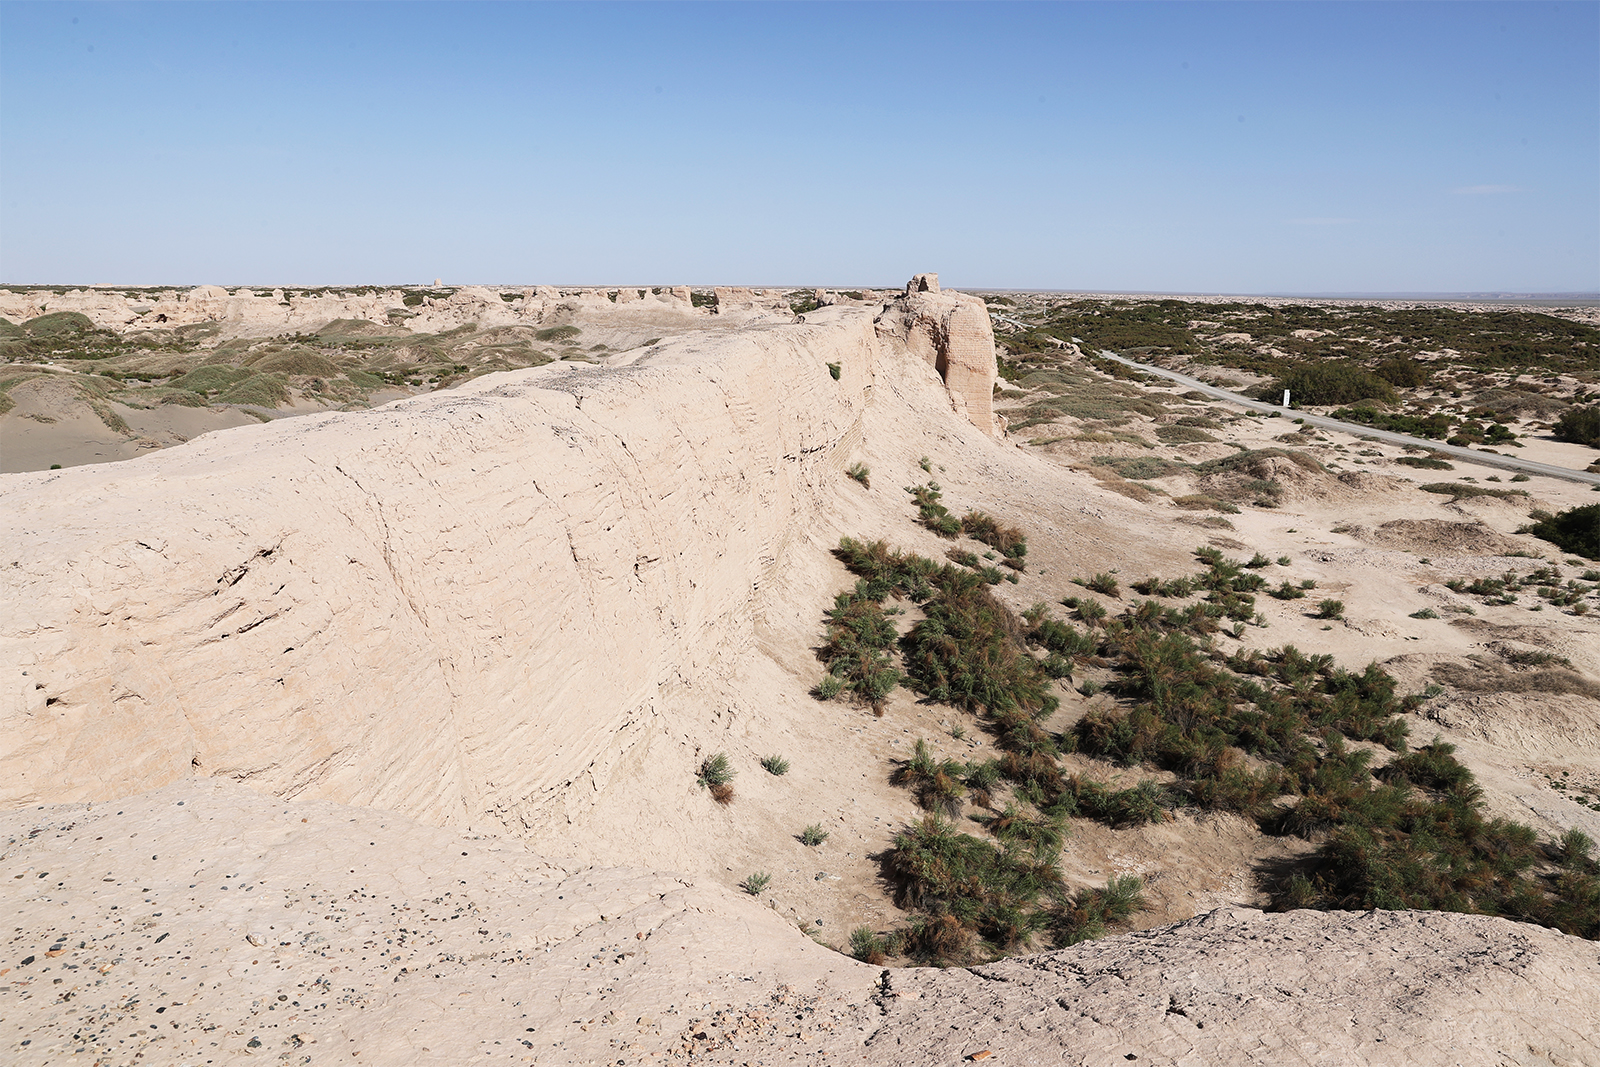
left=4, top=780, right=1596, bottom=1066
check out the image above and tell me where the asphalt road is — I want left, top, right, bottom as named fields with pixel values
left=1096, top=353, right=1600, bottom=487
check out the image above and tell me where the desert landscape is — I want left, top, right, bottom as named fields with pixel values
left=2, top=275, right=1599, bottom=1064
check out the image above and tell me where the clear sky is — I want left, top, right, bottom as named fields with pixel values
left=1, top=1, right=1595, bottom=293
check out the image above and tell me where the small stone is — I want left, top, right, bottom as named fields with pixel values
left=246, top=933, right=263, bottom=947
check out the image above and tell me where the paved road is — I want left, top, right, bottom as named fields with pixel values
left=1094, top=353, right=1600, bottom=487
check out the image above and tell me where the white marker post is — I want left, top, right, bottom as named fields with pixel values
left=1283, top=390, right=1291, bottom=408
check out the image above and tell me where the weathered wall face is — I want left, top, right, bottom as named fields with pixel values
left=875, top=275, right=1001, bottom=435
left=0, top=310, right=884, bottom=825
left=0, top=284, right=706, bottom=337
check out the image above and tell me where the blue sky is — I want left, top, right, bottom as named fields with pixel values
left=1, top=1, right=1595, bottom=292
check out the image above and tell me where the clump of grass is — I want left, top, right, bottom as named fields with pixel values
left=812, top=674, right=843, bottom=700
left=1094, top=455, right=1189, bottom=481
left=849, top=927, right=890, bottom=964
left=818, top=578, right=904, bottom=710
left=1418, top=482, right=1530, bottom=502
left=698, top=753, right=735, bottom=803
left=846, top=461, right=870, bottom=487
left=1130, top=575, right=1198, bottom=598
left=1315, top=599, right=1345, bottom=620
left=1156, top=424, right=1217, bottom=444
left=1270, top=580, right=1307, bottom=600
left=888, top=815, right=1078, bottom=961
left=892, top=740, right=967, bottom=818
left=1409, top=607, right=1440, bottom=619
left=761, top=754, right=790, bottom=776
left=906, top=482, right=961, bottom=536
left=743, top=872, right=771, bottom=894
left=1559, top=829, right=1596, bottom=870
left=799, top=823, right=830, bottom=846
left=1063, top=595, right=1109, bottom=627
left=1052, top=875, right=1146, bottom=946
left=947, top=547, right=981, bottom=569
left=1174, top=493, right=1241, bottom=514
left=1395, top=455, right=1453, bottom=470
left=1082, top=572, right=1121, bottom=598
left=961, top=510, right=1027, bottom=567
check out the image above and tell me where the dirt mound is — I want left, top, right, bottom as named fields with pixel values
left=1191, top=447, right=1402, bottom=507
left=247, top=349, right=341, bottom=377
left=1353, top=518, right=1527, bottom=555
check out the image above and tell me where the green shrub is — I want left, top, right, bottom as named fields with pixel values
left=1559, top=829, right=1597, bottom=870
left=849, top=927, right=889, bottom=964
left=743, top=871, right=771, bottom=894
left=1263, top=363, right=1397, bottom=407
left=961, top=510, right=1027, bottom=562
left=1156, top=424, right=1217, bottom=444
left=846, top=462, right=870, bottom=488
left=761, top=754, right=790, bottom=776
left=1552, top=405, right=1600, bottom=447
left=1522, top=505, right=1599, bottom=560
left=800, top=823, right=830, bottom=846
left=819, top=581, right=904, bottom=708
left=697, top=753, right=735, bottom=803
left=1084, top=573, right=1120, bottom=598
left=1094, top=455, right=1189, bottom=480
left=892, top=739, right=968, bottom=817
left=906, top=482, right=961, bottom=537
left=1315, top=599, right=1345, bottom=620
left=887, top=815, right=1066, bottom=960
left=1067, top=597, right=1109, bottom=626
left=1050, top=875, right=1146, bottom=946
left=1418, top=482, right=1530, bottom=502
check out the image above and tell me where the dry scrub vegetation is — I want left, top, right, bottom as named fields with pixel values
left=812, top=485, right=1600, bottom=966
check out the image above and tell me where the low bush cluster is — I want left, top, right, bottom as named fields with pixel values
left=821, top=493, right=1600, bottom=966
left=960, top=510, right=1027, bottom=568
left=1445, top=564, right=1598, bottom=606
left=1551, top=404, right=1600, bottom=447
left=1522, top=505, right=1600, bottom=561
left=1262, top=363, right=1397, bottom=407
left=906, top=482, right=961, bottom=536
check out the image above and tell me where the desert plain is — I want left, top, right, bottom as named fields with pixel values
left=2, top=276, right=1599, bottom=1065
